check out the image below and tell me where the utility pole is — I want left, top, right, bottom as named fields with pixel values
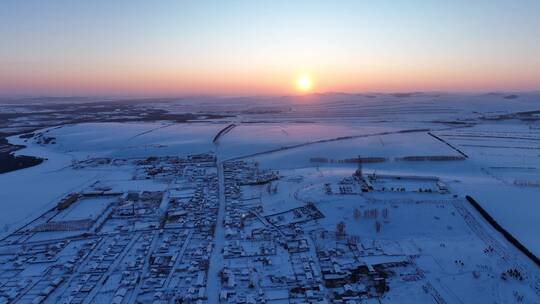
left=357, top=155, right=362, bottom=177
left=354, top=155, right=362, bottom=180
left=354, top=155, right=369, bottom=193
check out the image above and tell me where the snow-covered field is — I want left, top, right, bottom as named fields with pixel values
left=3, top=98, right=540, bottom=253
left=37, top=122, right=222, bottom=158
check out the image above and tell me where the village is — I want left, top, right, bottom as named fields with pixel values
left=0, top=154, right=220, bottom=304
left=0, top=151, right=538, bottom=304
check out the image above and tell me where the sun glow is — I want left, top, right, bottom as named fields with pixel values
left=296, top=75, right=313, bottom=93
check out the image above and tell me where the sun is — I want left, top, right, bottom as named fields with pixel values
left=296, top=75, right=313, bottom=93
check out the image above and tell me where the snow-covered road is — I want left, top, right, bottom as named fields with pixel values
left=206, top=162, right=226, bottom=303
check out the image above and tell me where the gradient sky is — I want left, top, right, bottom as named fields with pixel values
left=1, top=0, right=539, bottom=96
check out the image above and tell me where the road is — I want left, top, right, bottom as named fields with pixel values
left=206, top=161, right=226, bottom=303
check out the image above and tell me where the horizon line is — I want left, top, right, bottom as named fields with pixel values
left=1, top=89, right=539, bottom=101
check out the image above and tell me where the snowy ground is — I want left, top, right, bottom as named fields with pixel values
left=0, top=93, right=539, bottom=303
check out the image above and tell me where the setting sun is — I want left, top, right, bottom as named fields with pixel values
left=296, top=75, right=313, bottom=93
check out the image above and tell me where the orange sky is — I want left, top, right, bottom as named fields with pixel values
left=1, top=1, right=539, bottom=96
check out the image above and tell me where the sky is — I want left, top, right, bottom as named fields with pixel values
left=1, top=0, right=539, bottom=96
